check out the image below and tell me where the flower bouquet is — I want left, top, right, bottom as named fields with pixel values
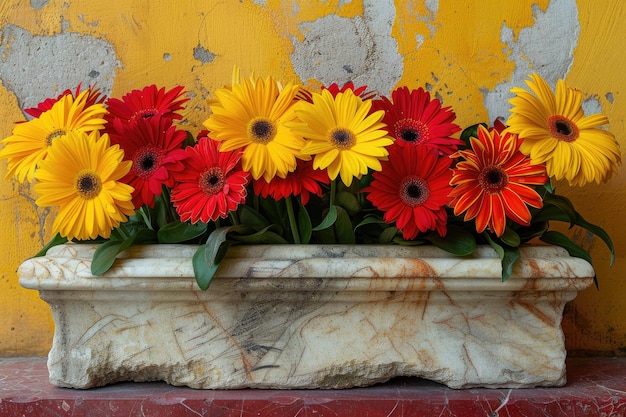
left=1, top=69, right=620, bottom=290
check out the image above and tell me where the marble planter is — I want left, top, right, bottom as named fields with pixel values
left=18, top=243, right=594, bottom=390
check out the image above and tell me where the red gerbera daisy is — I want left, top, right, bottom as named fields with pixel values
left=298, top=81, right=375, bottom=103
left=448, top=125, right=549, bottom=237
left=364, top=145, right=453, bottom=239
left=24, top=84, right=105, bottom=119
left=253, top=158, right=330, bottom=205
left=105, top=84, right=188, bottom=125
left=372, top=86, right=462, bottom=155
left=109, top=116, right=187, bottom=208
left=324, top=81, right=376, bottom=100
left=171, top=137, right=250, bottom=224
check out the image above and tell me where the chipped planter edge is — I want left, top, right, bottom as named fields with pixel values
left=18, top=243, right=594, bottom=390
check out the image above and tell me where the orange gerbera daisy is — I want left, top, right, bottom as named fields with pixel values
left=448, top=125, right=548, bottom=237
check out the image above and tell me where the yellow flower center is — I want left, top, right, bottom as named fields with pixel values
left=247, top=117, right=277, bottom=144
left=395, top=119, right=429, bottom=144
left=478, top=165, right=508, bottom=194
left=46, top=129, right=66, bottom=146
left=400, top=176, right=429, bottom=206
left=328, top=127, right=356, bottom=150
left=200, top=167, right=225, bottom=195
left=75, top=169, right=102, bottom=200
left=548, top=115, right=579, bottom=143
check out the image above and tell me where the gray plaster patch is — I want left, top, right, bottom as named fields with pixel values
left=290, top=0, right=402, bottom=96
left=482, top=0, right=580, bottom=122
left=582, top=97, right=602, bottom=115
left=0, top=24, right=119, bottom=117
left=193, top=43, right=215, bottom=64
left=30, top=0, right=49, bottom=10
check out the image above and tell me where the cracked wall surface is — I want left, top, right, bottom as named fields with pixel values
left=0, top=0, right=625, bottom=356
left=0, top=24, right=119, bottom=116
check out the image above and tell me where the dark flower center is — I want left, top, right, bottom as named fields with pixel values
left=133, top=109, right=159, bottom=121
left=400, top=177, right=429, bottom=206
left=248, top=117, right=276, bottom=144
left=75, top=169, right=102, bottom=200
left=479, top=165, right=508, bottom=194
left=329, top=127, right=356, bottom=150
left=46, top=129, right=66, bottom=146
left=133, top=147, right=162, bottom=178
left=548, top=115, right=579, bottom=143
left=200, top=167, right=225, bottom=195
left=395, top=119, right=429, bottom=145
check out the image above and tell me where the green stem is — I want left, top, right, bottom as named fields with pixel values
left=228, top=211, right=239, bottom=226
left=329, top=179, right=337, bottom=208
left=285, top=196, right=301, bottom=244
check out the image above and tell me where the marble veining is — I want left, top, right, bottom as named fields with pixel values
left=18, top=244, right=594, bottom=389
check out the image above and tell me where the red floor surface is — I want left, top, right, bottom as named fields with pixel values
left=1, top=357, right=625, bottom=416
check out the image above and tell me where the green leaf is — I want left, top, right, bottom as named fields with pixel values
left=335, top=191, right=361, bottom=216
left=238, top=204, right=271, bottom=231
left=483, top=233, right=520, bottom=281
left=500, top=227, right=521, bottom=247
left=531, top=204, right=571, bottom=224
left=230, top=226, right=289, bottom=244
left=424, top=225, right=476, bottom=256
left=194, top=225, right=248, bottom=290
left=192, top=245, right=220, bottom=291
left=298, top=200, right=313, bottom=244
left=484, top=232, right=505, bottom=259
left=501, top=247, right=521, bottom=282
left=205, top=226, right=246, bottom=264
left=33, top=233, right=68, bottom=257
left=379, top=226, right=399, bottom=244
left=259, top=198, right=287, bottom=226
left=333, top=206, right=355, bottom=244
left=542, top=193, right=577, bottom=226
left=516, top=221, right=549, bottom=243
left=182, top=130, right=197, bottom=148
left=91, top=234, right=138, bottom=275
left=130, top=228, right=158, bottom=244
left=459, top=123, right=486, bottom=147
left=355, top=216, right=387, bottom=230
left=313, top=205, right=338, bottom=231
left=153, top=192, right=171, bottom=228
left=157, top=220, right=208, bottom=243
left=539, top=230, right=593, bottom=265
left=532, top=196, right=615, bottom=265
left=570, top=213, right=615, bottom=266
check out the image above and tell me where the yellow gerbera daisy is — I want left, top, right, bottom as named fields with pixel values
left=203, top=71, right=306, bottom=182
left=291, top=88, right=393, bottom=186
left=0, top=90, right=108, bottom=183
left=34, top=130, right=135, bottom=241
left=507, top=73, right=621, bottom=186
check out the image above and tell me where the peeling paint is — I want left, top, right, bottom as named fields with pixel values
left=483, top=0, right=580, bottom=122
left=0, top=24, right=119, bottom=116
left=417, top=0, right=439, bottom=38
left=290, top=0, right=402, bottom=95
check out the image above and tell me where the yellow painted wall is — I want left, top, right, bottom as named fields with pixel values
left=0, top=0, right=624, bottom=355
